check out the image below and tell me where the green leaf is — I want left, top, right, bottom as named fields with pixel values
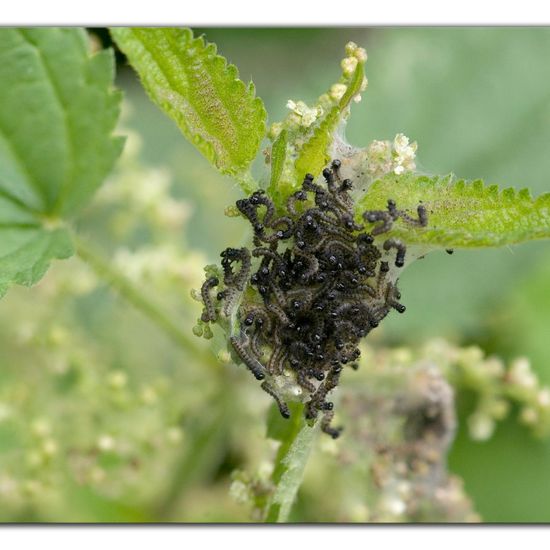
left=111, top=27, right=266, bottom=181
left=294, top=61, right=364, bottom=181
left=0, top=227, right=73, bottom=298
left=0, top=28, right=123, bottom=296
left=358, top=172, right=550, bottom=248
left=268, top=129, right=288, bottom=192
left=266, top=44, right=366, bottom=206
left=264, top=403, right=319, bottom=523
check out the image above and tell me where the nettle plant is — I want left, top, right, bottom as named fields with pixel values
left=1, top=27, right=550, bottom=522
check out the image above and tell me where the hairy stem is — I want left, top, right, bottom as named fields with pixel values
left=74, top=235, right=213, bottom=366
left=264, top=403, right=319, bottom=522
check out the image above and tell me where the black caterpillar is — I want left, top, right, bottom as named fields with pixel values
left=199, top=159, right=428, bottom=438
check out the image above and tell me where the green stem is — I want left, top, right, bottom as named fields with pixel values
left=74, top=235, right=247, bottom=521
left=264, top=403, right=319, bottom=523
left=74, top=234, right=212, bottom=365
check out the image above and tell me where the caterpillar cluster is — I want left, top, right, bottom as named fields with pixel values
left=199, top=160, right=428, bottom=438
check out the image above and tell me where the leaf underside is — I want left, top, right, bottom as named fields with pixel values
left=359, top=173, right=550, bottom=248
left=111, top=27, right=266, bottom=178
left=0, top=28, right=123, bottom=295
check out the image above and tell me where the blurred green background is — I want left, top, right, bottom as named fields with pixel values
left=0, top=27, right=549, bottom=522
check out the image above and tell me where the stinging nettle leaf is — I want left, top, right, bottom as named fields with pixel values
left=294, top=61, right=365, bottom=182
left=111, top=27, right=267, bottom=180
left=0, top=28, right=123, bottom=297
left=266, top=45, right=367, bottom=205
left=265, top=402, right=318, bottom=523
left=358, top=172, right=550, bottom=248
left=268, top=129, right=288, bottom=192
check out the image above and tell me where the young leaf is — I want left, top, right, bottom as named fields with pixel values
left=269, top=129, right=288, bottom=192
left=266, top=42, right=367, bottom=204
left=358, top=172, right=550, bottom=248
left=111, top=27, right=266, bottom=181
left=264, top=403, right=319, bottom=522
left=294, top=61, right=365, bottom=181
left=0, top=28, right=123, bottom=297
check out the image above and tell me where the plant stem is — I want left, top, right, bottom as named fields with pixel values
left=264, top=403, right=319, bottom=522
left=74, top=235, right=213, bottom=366
left=76, top=235, right=235, bottom=519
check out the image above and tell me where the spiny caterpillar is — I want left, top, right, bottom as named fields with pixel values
left=198, top=160, right=427, bottom=438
